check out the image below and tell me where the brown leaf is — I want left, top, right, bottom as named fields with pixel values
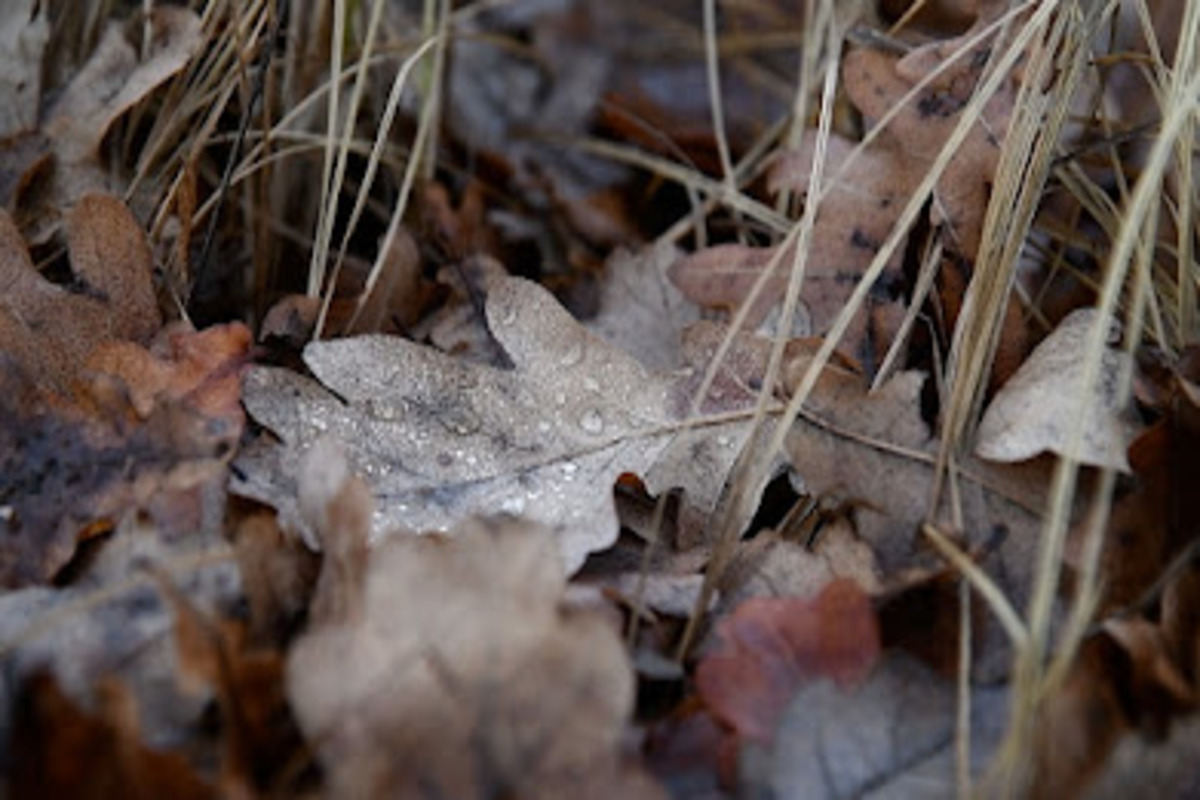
left=44, top=7, right=202, bottom=164
left=1073, top=347, right=1200, bottom=613
left=159, top=577, right=302, bottom=795
left=841, top=30, right=1018, bottom=262
left=0, top=322, right=247, bottom=586
left=85, top=322, right=250, bottom=427
left=783, top=367, right=1051, bottom=679
left=9, top=672, right=215, bottom=800
left=0, top=196, right=161, bottom=393
left=286, top=445, right=663, bottom=799
left=0, top=1, right=49, bottom=138
left=694, top=579, right=881, bottom=746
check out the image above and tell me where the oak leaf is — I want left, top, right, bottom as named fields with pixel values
left=236, top=276, right=759, bottom=573
left=287, top=443, right=663, bottom=799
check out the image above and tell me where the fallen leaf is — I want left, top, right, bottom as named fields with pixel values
left=158, top=578, right=301, bottom=795
left=0, top=322, right=247, bottom=586
left=670, top=23, right=1021, bottom=369
left=286, top=444, right=663, bottom=799
left=585, top=240, right=699, bottom=372
left=842, top=25, right=1018, bottom=262
left=694, top=579, right=881, bottom=748
left=0, top=516, right=242, bottom=764
left=741, top=652, right=1009, bottom=798
left=0, top=0, right=49, bottom=138
left=44, top=7, right=202, bottom=164
left=9, top=672, right=215, bottom=800
left=719, top=522, right=883, bottom=611
left=783, top=365, right=1052, bottom=679
left=976, top=308, right=1138, bottom=471
left=236, top=276, right=759, bottom=573
left=0, top=196, right=160, bottom=393
left=1071, top=346, right=1200, bottom=612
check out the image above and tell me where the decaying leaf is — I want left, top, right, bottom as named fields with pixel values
left=0, top=322, right=248, bottom=586
left=741, top=652, right=1009, bottom=798
left=585, top=240, right=698, bottom=372
left=287, top=444, right=662, bottom=799
left=44, top=7, right=202, bottom=164
left=719, top=522, right=883, bottom=611
left=671, top=20, right=1022, bottom=369
left=0, top=514, right=242, bottom=768
left=236, top=276, right=758, bottom=573
left=9, top=672, right=215, bottom=800
left=0, top=0, right=49, bottom=139
left=1068, top=346, right=1200, bottom=612
left=0, top=196, right=160, bottom=393
left=695, top=579, right=881, bottom=747
left=976, top=308, right=1137, bottom=471
left=784, top=363, right=1052, bottom=679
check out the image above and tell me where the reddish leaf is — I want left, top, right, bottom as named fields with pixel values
left=695, top=578, right=881, bottom=745
left=9, top=672, right=214, bottom=800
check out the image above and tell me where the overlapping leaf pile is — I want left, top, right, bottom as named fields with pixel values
left=2, top=0, right=1199, bottom=798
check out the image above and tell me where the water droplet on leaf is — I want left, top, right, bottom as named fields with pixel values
left=580, top=409, right=604, bottom=434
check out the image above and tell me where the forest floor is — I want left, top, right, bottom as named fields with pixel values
left=2, top=1, right=1199, bottom=797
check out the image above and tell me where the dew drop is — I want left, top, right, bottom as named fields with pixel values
left=501, top=495, right=526, bottom=514
left=537, top=420, right=553, bottom=434
left=562, top=462, right=579, bottom=477
left=579, top=409, right=604, bottom=435
left=716, top=435, right=732, bottom=447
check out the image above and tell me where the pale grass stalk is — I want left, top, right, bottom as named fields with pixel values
left=995, top=56, right=1200, bottom=797
left=923, top=525, right=1028, bottom=649
left=344, top=13, right=447, bottom=332
left=418, top=0, right=449, bottom=182
left=703, top=0, right=737, bottom=198
left=957, top=577, right=973, bottom=800
left=678, top=0, right=849, bottom=657
left=307, top=0, right=347, bottom=296
left=314, top=35, right=438, bottom=337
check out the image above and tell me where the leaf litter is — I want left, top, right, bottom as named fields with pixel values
left=235, top=273, right=760, bottom=573
left=3, top=0, right=1200, bottom=797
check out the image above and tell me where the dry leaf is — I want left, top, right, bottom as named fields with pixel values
left=236, top=276, right=758, bottom=573
left=287, top=445, right=662, bottom=799
left=44, top=7, right=202, bottom=164
left=670, top=25, right=1020, bottom=368
left=695, top=579, right=881, bottom=746
left=842, top=28, right=1018, bottom=262
left=0, top=323, right=247, bottom=586
left=720, top=522, right=883, bottom=611
left=0, top=196, right=160, bottom=393
left=0, top=516, right=242, bottom=763
left=1069, top=346, right=1200, bottom=612
left=976, top=308, right=1138, bottom=471
left=0, top=0, right=48, bottom=138
left=741, top=652, right=1009, bottom=798
left=784, top=366, right=1051, bottom=679
left=585, top=240, right=698, bottom=372
left=9, top=672, right=215, bottom=800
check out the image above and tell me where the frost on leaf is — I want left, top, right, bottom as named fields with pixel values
left=236, top=276, right=757, bottom=573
